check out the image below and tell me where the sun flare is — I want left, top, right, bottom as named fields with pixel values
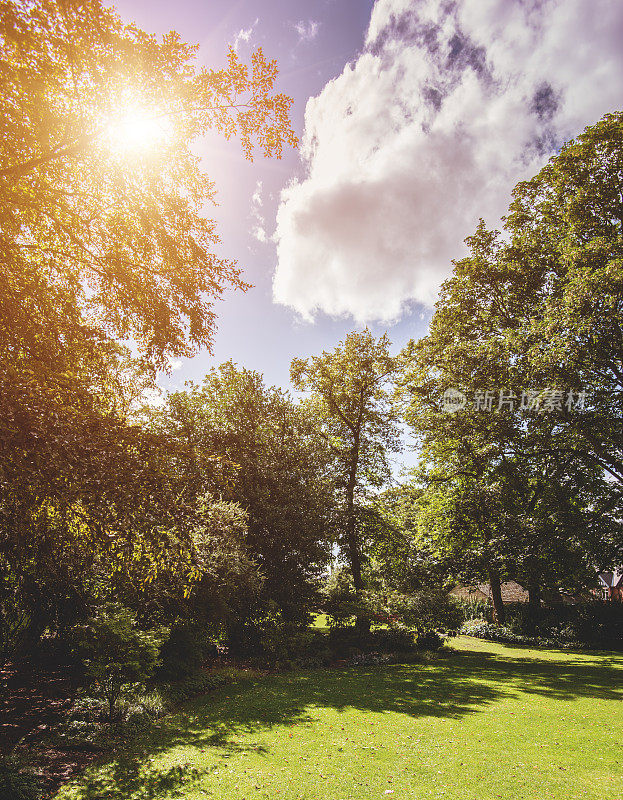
left=105, top=107, right=173, bottom=153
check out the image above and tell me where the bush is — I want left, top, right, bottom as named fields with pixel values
left=118, top=689, right=166, bottom=727
left=259, top=623, right=326, bottom=668
left=453, top=598, right=493, bottom=623
left=368, top=627, right=416, bottom=652
left=75, top=603, right=165, bottom=720
left=227, top=608, right=329, bottom=667
left=468, top=602, right=623, bottom=649
left=569, top=602, right=623, bottom=648
left=416, top=630, right=446, bottom=651
left=327, top=626, right=365, bottom=657
left=325, top=583, right=463, bottom=639
left=327, top=625, right=416, bottom=658
left=460, top=618, right=533, bottom=644
left=390, top=591, right=463, bottom=635
left=0, top=565, right=31, bottom=663
left=71, top=693, right=109, bottom=722
left=0, top=757, right=40, bottom=800
left=162, top=671, right=235, bottom=706
left=323, top=569, right=368, bottom=629
left=344, top=652, right=393, bottom=667
left=325, top=590, right=460, bottom=657
left=159, top=623, right=217, bottom=680
left=46, top=716, right=106, bottom=751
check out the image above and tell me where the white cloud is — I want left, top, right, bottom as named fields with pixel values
left=274, top=0, right=623, bottom=322
left=252, top=180, right=263, bottom=207
left=294, top=20, right=321, bottom=43
left=250, top=179, right=268, bottom=243
left=232, top=18, right=259, bottom=53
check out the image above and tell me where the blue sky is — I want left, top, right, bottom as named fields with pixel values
left=115, top=0, right=429, bottom=396
left=115, top=0, right=623, bottom=411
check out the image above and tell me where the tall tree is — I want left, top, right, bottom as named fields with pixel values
left=399, top=113, right=623, bottom=617
left=150, top=363, right=335, bottom=622
left=291, top=330, right=401, bottom=603
left=0, top=0, right=296, bottom=366
left=0, top=0, right=297, bottom=649
left=504, top=112, right=623, bottom=488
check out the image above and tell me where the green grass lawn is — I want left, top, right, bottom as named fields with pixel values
left=55, top=636, right=623, bottom=800
left=311, top=613, right=329, bottom=630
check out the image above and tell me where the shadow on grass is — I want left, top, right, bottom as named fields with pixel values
left=59, top=643, right=623, bottom=799
left=454, top=646, right=623, bottom=702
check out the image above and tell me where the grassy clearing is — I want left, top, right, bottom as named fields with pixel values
left=311, top=613, right=329, bottom=630
left=54, top=636, right=623, bottom=800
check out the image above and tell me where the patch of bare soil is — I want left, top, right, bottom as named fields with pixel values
left=1, top=660, right=97, bottom=797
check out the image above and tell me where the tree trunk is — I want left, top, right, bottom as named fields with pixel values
left=526, top=577, right=541, bottom=634
left=108, top=688, right=116, bottom=722
left=345, top=419, right=370, bottom=634
left=528, top=581, right=541, bottom=614
left=346, top=497, right=363, bottom=592
left=345, top=411, right=363, bottom=591
left=488, top=568, right=506, bottom=625
left=346, top=471, right=371, bottom=634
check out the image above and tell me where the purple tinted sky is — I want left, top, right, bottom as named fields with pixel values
left=113, top=0, right=623, bottom=483
left=114, top=0, right=430, bottom=396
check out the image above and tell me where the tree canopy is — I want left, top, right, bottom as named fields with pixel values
left=0, top=0, right=298, bottom=652
left=291, top=330, right=401, bottom=596
left=398, top=113, right=623, bottom=620
left=0, top=0, right=297, bottom=366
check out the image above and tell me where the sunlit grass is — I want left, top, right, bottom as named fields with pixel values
left=55, top=636, right=623, bottom=800
left=312, top=612, right=329, bottom=630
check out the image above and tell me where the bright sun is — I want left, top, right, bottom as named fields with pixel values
left=105, top=107, right=173, bottom=153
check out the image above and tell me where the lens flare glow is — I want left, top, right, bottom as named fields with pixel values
left=106, top=108, right=173, bottom=153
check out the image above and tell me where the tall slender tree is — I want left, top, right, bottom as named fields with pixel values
left=291, top=330, right=401, bottom=611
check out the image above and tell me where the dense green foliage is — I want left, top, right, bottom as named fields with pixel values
left=0, top=757, right=40, bottom=800
left=0, top=0, right=298, bottom=662
left=291, top=330, right=401, bottom=625
left=150, top=363, right=334, bottom=626
left=76, top=604, right=164, bottom=720
left=398, top=113, right=623, bottom=622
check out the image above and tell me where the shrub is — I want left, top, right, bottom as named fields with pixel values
left=159, top=623, right=217, bottom=680
left=327, top=625, right=364, bottom=657
left=75, top=603, right=165, bottom=720
left=327, top=625, right=416, bottom=658
left=162, top=671, right=234, bottom=706
left=227, top=608, right=328, bottom=667
left=570, top=602, right=623, bottom=648
left=47, top=716, right=106, bottom=751
left=460, top=618, right=563, bottom=646
left=325, top=585, right=462, bottom=639
left=0, top=757, right=40, bottom=800
left=0, top=565, right=30, bottom=664
left=71, top=693, right=109, bottom=722
left=391, top=591, right=463, bottom=635
left=469, top=602, right=623, bottom=649
left=344, top=652, right=393, bottom=667
left=453, top=598, right=493, bottom=623
left=259, top=623, right=320, bottom=667
left=416, top=630, right=446, bottom=651
left=118, top=689, right=166, bottom=727
left=368, top=627, right=416, bottom=652
left=460, top=619, right=531, bottom=644
left=323, top=569, right=368, bottom=629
